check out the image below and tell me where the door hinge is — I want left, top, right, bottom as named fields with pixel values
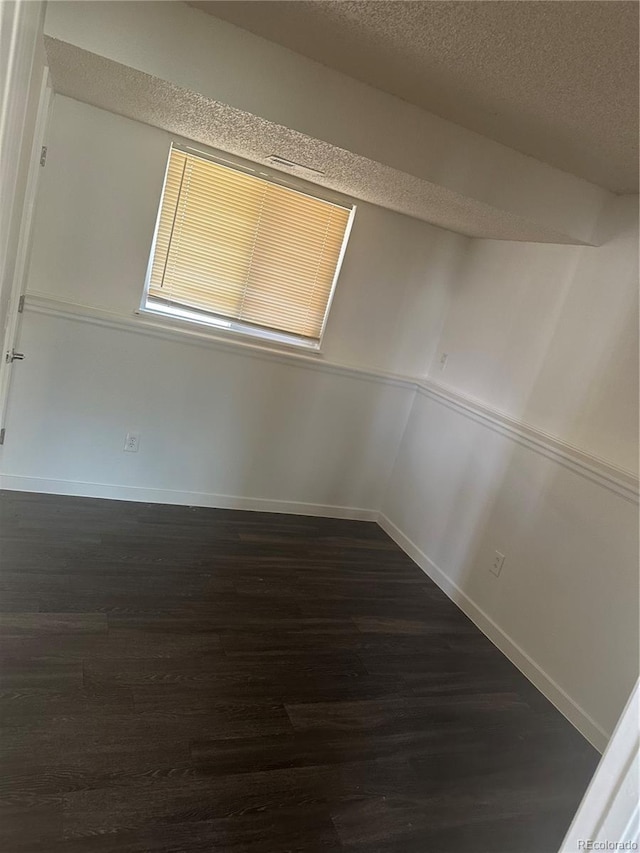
left=40, top=145, right=47, bottom=167
left=0, top=428, right=5, bottom=445
left=18, top=294, right=25, bottom=313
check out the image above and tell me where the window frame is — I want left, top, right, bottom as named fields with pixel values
left=139, top=141, right=356, bottom=353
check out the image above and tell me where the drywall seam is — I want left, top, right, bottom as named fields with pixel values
left=377, top=512, right=610, bottom=752
left=21, top=292, right=639, bottom=505
left=379, top=383, right=420, bottom=514
left=0, top=474, right=379, bottom=521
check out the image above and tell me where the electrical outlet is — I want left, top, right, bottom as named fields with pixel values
left=124, top=432, right=140, bottom=453
left=439, top=352, right=448, bottom=370
left=490, top=551, right=505, bottom=577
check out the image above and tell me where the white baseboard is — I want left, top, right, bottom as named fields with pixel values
left=377, top=512, right=609, bottom=753
left=0, top=474, right=378, bottom=521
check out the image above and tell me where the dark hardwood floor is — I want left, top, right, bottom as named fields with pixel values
left=0, top=490, right=599, bottom=852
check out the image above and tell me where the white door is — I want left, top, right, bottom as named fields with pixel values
left=0, top=0, right=50, bottom=445
left=560, top=680, right=639, bottom=852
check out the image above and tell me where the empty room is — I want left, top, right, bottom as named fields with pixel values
left=1, top=1, right=638, bottom=851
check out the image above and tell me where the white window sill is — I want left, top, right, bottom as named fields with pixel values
left=137, top=301, right=323, bottom=357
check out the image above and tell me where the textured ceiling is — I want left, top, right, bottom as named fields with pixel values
left=45, top=38, right=589, bottom=244
left=190, top=0, right=639, bottom=194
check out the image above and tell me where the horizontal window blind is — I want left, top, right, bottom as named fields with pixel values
left=147, top=147, right=353, bottom=342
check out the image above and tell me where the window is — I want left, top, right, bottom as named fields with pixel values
left=142, top=145, right=355, bottom=349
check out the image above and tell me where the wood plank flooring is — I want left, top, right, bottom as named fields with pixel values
left=0, top=490, right=599, bottom=852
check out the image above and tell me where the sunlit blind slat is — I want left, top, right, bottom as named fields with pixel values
left=147, top=148, right=352, bottom=341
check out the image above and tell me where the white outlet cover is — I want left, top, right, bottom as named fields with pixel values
left=491, top=551, right=505, bottom=576
left=124, top=432, right=140, bottom=452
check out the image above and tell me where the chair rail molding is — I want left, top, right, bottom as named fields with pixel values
left=22, top=291, right=640, bottom=507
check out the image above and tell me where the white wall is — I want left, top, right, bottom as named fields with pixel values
left=43, top=0, right=609, bottom=244
left=426, top=195, right=639, bottom=471
left=0, top=94, right=459, bottom=511
left=4, top=310, right=414, bottom=514
left=381, top=194, right=639, bottom=747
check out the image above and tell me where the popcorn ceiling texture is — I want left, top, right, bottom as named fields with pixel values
left=192, top=0, right=639, bottom=194
left=45, top=38, right=590, bottom=245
